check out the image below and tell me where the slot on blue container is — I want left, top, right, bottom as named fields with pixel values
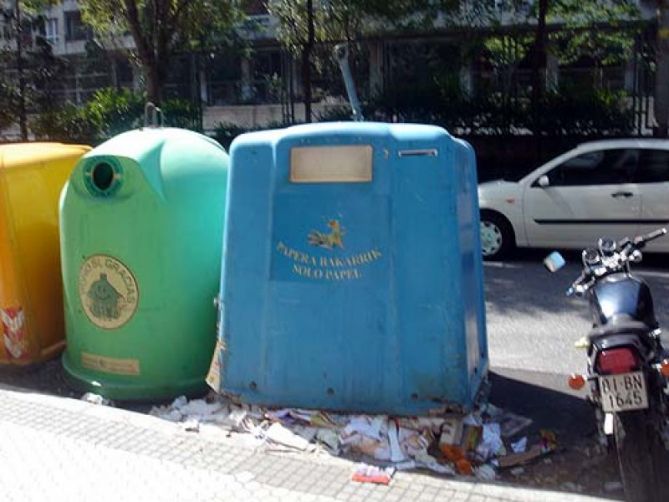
left=212, top=122, right=488, bottom=415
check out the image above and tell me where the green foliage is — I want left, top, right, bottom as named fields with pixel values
left=80, top=0, right=241, bottom=50
left=162, top=98, right=200, bottom=130
left=30, top=103, right=99, bottom=143
left=79, top=0, right=243, bottom=101
left=0, top=82, right=19, bottom=131
left=483, top=34, right=532, bottom=70
left=321, top=81, right=633, bottom=137
left=84, top=87, right=145, bottom=137
left=30, top=87, right=200, bottom=143
left=212, top=121, right=255, bottom=150
left=485, top=0, right=641, bottom=68
left=534, top=87, right=634, bottom=137
left=548, top=0, right=641, bottom=66
left=268, top=0, right=485, bottom=56
left=211, top=119, right=295, bottom=149
left=0, top=4, right=69, bottom=132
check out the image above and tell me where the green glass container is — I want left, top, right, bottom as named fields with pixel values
left=60, top=128, right=228, bottom=400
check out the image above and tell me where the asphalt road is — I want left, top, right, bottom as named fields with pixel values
left=485, top=250, right=669, bottom=377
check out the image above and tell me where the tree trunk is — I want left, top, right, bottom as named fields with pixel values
left=654, top=0, right=669, bottom=137
left=302, top=0, right=314, bottom=123
left=14, top=0, right=28, bottom=141
left=146, top=62, right=162, bottom=105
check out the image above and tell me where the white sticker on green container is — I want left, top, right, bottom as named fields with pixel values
left=79, top=255, right=139, bottom=329
left=81, top=352, right=140, bottom=376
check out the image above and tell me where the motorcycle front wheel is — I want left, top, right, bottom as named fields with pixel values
left=614, top=411, right=661, bottom=502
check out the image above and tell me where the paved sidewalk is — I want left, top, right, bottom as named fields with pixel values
left=0, top=386, right=613, bottom=502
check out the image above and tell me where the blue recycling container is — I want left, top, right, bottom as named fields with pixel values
left=213, top=122, right=488, bottom=415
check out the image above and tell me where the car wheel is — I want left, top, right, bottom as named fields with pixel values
left=480, top=212, right=514, bottom=260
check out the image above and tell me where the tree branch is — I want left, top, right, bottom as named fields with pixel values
left=122, top=0, right=153, bottom=65
left=169, top=0, right=192, bottom=29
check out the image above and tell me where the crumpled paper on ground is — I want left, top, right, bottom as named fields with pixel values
left=265, top=422, right=315, bottom=451
left=150, top=394, right=539, bottom=481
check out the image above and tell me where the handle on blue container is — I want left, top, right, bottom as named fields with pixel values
left=334, top=43, right=364, bottom=122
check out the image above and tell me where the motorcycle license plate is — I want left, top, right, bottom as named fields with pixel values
left=599, top=372, right=648, bottom=413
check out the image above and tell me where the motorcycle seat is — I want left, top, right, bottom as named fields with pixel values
left=588, top=320, right=650, bottom=341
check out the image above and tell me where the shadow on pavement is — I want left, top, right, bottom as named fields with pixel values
left=489, top=368, right=623, bottom=500
left=490, top=369, right=594, bottom=441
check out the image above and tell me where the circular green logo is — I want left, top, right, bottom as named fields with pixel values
left=79, top=255, right=139, bottom=329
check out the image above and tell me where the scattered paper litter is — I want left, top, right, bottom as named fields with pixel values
left=352, top=464, right=395, bottom=485
left=340, top=433, right=391, bottom=461
left=463, top=413, right=482, bottom=427
left=81, top=393, right=113, bottom=406
left=178, top=399, right=224, bottom=417
left=182, top=419, right=200, bottom=432
left=316, top=429, right=340, bottom=452
left=290, top=425, right=318, bottom=443
left=476, top=423, right=505, bottom=461
left=159, top=409, right=183, bottom=422
left=475, top=464, right=496, bottom=481
left=497, top=411, right=533, bottom=438
left=396, top=417, right=445, bottom=433
left=399, top=427, right=432, bottom=458
left=171, top=395, right=188, bottom=409
left=483, top=403, right=504, bottom=418
left=394, top=460, right=417, bottom=471
left=388, top=421, right=406, bottom=462
left=498, top=444, right=544, bottom=468
left=343, top=415, right=387, bottom=440
left=414, top=453, right=455, bottom=475
left=511, top=437, right=527, bottom=453
left=439, top=417, right=464, bottom=445
left=147, top=395, right=552, bottom=476
left=265, top=422, right=313, bottom=451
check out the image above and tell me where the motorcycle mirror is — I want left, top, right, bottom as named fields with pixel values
left=598, top=237, right=617, bottom=256
left=544, top=251, right=566, bottom=273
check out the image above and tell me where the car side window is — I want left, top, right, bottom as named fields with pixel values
left=545, top=149, right=637, bottom=186
left=634, top=149, right=669, bottom=183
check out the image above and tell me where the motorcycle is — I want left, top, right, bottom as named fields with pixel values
left=544, top=228, right=669, bottom=502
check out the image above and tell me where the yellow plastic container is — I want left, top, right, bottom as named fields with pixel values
left=0, top=143, right=90, bottom=365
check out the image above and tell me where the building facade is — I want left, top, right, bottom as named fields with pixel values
left=0, top=0, right=659, bottom=135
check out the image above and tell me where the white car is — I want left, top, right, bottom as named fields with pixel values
left=478, top=139, right=669, bottom=259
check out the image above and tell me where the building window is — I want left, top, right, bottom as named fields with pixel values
left=44, top=17, right=59, bottom=44
left=65, top=11, right=91, bottom=41
left=1, top=23, right=12, bottom=41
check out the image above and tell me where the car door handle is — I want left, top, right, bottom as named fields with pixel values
left=611, top=191, right=634, bottom=198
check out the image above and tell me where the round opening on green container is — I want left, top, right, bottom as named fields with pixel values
left=92, top=162, right=115, bottom=192
left=84, top=159, right=122, bottom=197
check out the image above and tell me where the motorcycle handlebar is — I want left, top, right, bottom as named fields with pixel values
left=618, top=227, right=667, bottom=252
left=568, top=228, right=666, bottom=297
left=568, top=272, right=590, bottom=296
left=638, top=227, right=668, bottom=244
